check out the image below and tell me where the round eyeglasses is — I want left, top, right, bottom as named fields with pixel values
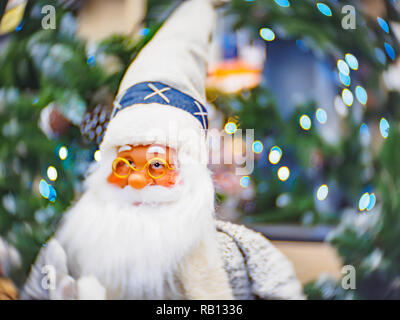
left=112, top=157, right=174, bottom=180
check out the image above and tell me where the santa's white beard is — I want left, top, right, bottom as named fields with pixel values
left=54, top=151, right=217, bottom=299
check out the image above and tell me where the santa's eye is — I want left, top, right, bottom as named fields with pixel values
left=128, top=160, right=135, bottom=167
left=150, top=161, right=164, bottom=170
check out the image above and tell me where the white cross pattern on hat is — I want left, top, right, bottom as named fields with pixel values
left=111, top=100, right=122, bottom=119
left=109, top=82, right=208, bottom=130
left=193, top=101, right=207, bottom=129
left=144, top=83, right=171, bottom=103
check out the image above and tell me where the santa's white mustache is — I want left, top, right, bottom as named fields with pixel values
left=104, top=181, right=185, bottom=205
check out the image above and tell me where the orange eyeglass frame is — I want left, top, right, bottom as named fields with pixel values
left=112, top=157, right=175, bottom=180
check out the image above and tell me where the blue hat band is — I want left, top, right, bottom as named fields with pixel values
left=111, top=82, right=208, bottom=130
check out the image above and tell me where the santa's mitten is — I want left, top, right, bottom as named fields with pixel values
left=76, top=276, right=106, bottom=300
left=49, top=273, right=106, bottom=300
left=22, top=239, right=106, bottom=300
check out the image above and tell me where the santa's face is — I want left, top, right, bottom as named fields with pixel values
left=107, top=144, right=179, bottom=189
left=84, top=138, right=213, bottom=208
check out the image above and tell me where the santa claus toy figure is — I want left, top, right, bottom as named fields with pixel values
left=22, top=0, right=304, bottom=300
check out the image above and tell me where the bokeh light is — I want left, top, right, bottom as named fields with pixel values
left=367, top=193, right=376, bottom=211
left=337, top=59, right=350, bottom=76
left=139, top=28, right=150, bottom=36
left=355, top=86, right=368, bottom=105
left=240, top=176, right=251, bottom=188
left=48, top=185, right=57, bottom=202
left=384, top=42, right=396, bottom=61
left=252, top=140, right=264, bottom=154
left=360, top=123, right=371, bottom=146
left=59, top=146, right=68, bottom=160
left=224, top=122, right=237, bottom=134
left=345, top=53, right=359, bottom=70
left=94, top=150, right=101, bottom=162
left=276, top=193, right=291, bottom=207
left=377, top=17, right=390, bottom=33
left=87, top=55, right=96, bottom=67
left=47, top=166, right=58, bottom=181
left=274, top=0, right=290, bottom=7
left=277, top=166, right=290, bottom=181
left=339, top=72, right=351, bottom=86
left=375, top=47, right=387, bottom=64
left=268, top=146, right=282, bottom=164
left=39, top=179, right=50, bottom=199
left=15, top=23, right=23, bottom=32
left=316, top=108, right=328, bottom=124
left=380, top=118, right=390, bottom=139
left=316, top=184, right=329, bottom=201
left=317, top=3, right=332, bottom=16
left=359, top=192, right=370, bottom=211
left=342, top=88, right=354, bottom=106
left=299, top=115, right=312, bottom=130
left=259, top=28, right=276, bottom=41
left=38, top=179, right=57, bottom=202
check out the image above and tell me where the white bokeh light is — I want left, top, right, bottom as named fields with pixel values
left=316, top=184, right=329, bottom=201
left=47, top=166, right=58, bottom=181
left=277, top=166, right=290, bottom=181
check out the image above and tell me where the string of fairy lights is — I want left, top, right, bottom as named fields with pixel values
left=39, top=0, right=396, bottom=214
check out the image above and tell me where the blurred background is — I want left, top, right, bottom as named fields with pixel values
left=0, top=0, right=400, bottom=299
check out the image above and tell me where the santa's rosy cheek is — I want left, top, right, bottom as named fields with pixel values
left=107, top=173, right=128, bottom=188
left=155, top=172, right=178, bottom=187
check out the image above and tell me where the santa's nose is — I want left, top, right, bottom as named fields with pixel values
left=128, top=172, right=151, bottom=189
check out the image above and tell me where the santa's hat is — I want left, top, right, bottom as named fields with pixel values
left=100, top=0, right=220, bottom=162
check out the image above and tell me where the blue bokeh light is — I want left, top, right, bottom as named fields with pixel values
left=317, top=3, right=332, bottom=16
left=345, top=53, right=359, bottom=70
left=367, top=193, right=376, bottom=211
left=380, top=118, right=390, bottom=139
left=339, top=72, right=351, bottom=86
left=377, top=17, right=390, bottom=33
left=240, top=176, right=251, bottom=188
left=375, top=47, right=387, bottom=64
left=355, top=86, right=368, bottom=105
left=316, top=108, right=328, bottom=124
left=274, top=0, right=290, bottom=7
left=259, top=28, right=276, bottom=41
left=337, top=60, right=350, bottom=76
left=39, top=179, right=50, bottom=199
left=384, top=43, right=396, bottom=61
